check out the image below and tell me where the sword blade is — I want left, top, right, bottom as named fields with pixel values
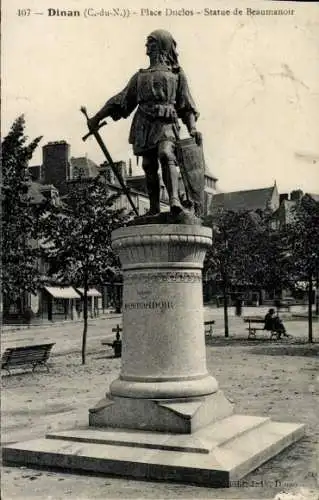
left=93, top=130, right=139, bottom=216
left=80, top=107, right=139, bottom=216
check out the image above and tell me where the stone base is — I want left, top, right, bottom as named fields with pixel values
left=89, top=390, right=234, bottom=434
left=128, top=209, right=201, bottom=227
left=3, top=415, right=305, bottom=487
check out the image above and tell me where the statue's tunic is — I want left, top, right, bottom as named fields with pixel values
left=101, top=64, right=199, bottom=156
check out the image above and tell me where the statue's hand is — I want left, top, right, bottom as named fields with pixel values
left=190, top=129, right=202, bottom=146
left=87, top=115, right=101, bottom=131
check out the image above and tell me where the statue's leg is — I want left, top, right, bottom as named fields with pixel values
left=142, top=152, right=160, bottom=215
left=159, top=141, right=182, bottom=215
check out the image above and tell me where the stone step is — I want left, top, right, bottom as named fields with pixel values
left=3, top=416, right=305, bottom=487
left=45, top=415, right=270, bottom=454
left=214, top=419, right=305, bottom=473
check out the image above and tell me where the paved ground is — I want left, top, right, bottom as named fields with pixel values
left=1, top=308, right=318, bottom=499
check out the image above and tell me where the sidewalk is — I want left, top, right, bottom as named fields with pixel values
left=1, top=310, right=122, bottom=332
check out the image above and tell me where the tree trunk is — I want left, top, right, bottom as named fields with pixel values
left=48, top=296, right=52, bottom=321
left=82, top=272, right=89, bottom=364
left=315, top=270, right=319, bottom=316
left=222, top=270, right=229, bottom=338
left=308, top=273, right=313, bottom=343
left=3, top=296, right=11, bottom=319
left=223, top=292, right=229, bottom=338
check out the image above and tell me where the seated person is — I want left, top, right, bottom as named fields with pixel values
left=272, top=315, right=289, bottom=338
left=264, top=308, right=275, bottom=331
left=264, top=308, right=289, bottom=338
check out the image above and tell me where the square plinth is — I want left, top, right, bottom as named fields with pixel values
left=3, top=414, right=305, bottom=487
left=89, top=390, right=234, bottom=433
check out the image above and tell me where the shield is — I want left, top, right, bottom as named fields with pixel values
left=176, top=137, right=205, bottom=216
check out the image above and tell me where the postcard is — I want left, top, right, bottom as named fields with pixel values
left=2, top=1, right=318, bottom=499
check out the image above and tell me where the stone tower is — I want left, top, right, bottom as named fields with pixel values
left=42, top=141, right=70, bottom=193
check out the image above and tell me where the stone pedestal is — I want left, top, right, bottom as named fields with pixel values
left=89, top=224, right=232, bottom=432
left=2, top=224, right=305, bottom=486
left=111, top=224, right=217, bottom=399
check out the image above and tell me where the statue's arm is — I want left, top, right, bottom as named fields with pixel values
left=176, top=69, right=202, bottom=145
left=90, top=73, right=139, bottom=128
left=183, top=113, right=197, bottom=136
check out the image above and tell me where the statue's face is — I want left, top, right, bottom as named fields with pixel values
left=145, top=36, right=159, bottom=57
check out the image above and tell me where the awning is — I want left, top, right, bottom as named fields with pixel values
left=76, top=288, right=102, bottom=297
left=44, top=286, right=81, bottom=299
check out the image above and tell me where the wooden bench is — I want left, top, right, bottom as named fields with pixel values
left=1, top=343, right=55, bottom=375
left=204, top=320, right=215, bottom=338
left=243, top=318, right=279, bottom=340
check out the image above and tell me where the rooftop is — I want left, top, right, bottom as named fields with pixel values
left=209, top=186, right=275, bottom=213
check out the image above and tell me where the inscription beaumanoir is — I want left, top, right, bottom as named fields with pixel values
left=124, top=301, right=175, bottom=310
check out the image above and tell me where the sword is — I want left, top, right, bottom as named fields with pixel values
left=80, top=106, right=139, bottom=216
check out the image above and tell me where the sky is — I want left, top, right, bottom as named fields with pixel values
left=2, top=0, right=319, bottom=194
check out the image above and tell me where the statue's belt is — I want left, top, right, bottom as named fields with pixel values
left=138, top=103, right=178, bottom=121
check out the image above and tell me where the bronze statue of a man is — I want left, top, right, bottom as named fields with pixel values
left=89, top=29, right=201, bottom=216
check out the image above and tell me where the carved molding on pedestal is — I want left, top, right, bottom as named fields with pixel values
left=112, top=224, right=212, bottom=268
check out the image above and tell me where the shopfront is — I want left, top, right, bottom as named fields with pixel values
left=75, top=288, right=102, bottom=318
left=42, top=286, right=81, bottom=321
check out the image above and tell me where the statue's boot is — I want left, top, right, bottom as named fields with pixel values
left=162, top=161, right=183, bottom=215
left=145, top=171, right=160, bottom=215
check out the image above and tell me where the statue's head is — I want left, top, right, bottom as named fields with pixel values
left=146, top=29, right=179, bottom=68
